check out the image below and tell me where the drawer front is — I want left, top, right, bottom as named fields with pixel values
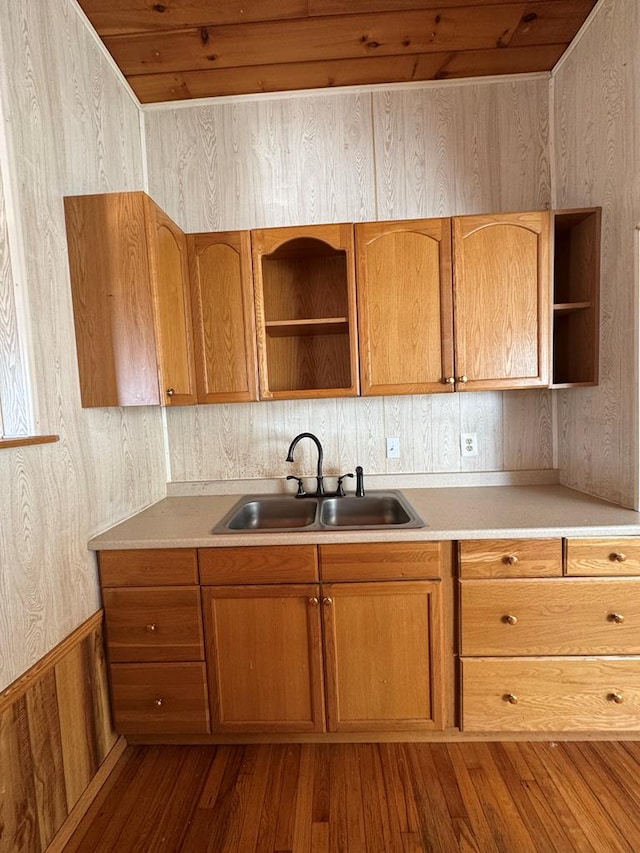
left=458, top=539, right=562, bottom=578
left=461, top=657, right=640, bottom=732
left=103, top=587, right=204, bottom=662
left=99, top=549, right=199, bottom=586
left=460, top=578, right=640, bottom=655
left=566, top=538, right=640, bottom=576
left=320, top=542, right=442, bottom=581
left=110, top=662, right=210, bottom=734
left=199, top=545, right=318, bottom=584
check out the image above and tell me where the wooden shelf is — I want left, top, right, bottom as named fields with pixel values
left=553, top=301, right=592, bottom=314
left=252, top=224, right=359, bottom=398
left=551, top=208, right=600, bottom=387
left=265, top=317, right=349, bottom=337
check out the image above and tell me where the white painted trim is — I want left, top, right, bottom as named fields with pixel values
left=140, top=72, right=551, bottom=112
left=551, top=0, right=607, bottom=78
left=67, top=0, right=141, bottom=110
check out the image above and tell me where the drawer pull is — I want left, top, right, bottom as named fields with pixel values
left=608, top=693, right=624, bottom=704
left=308, top=597, right=319, bottom=606
left=608, top=613, right=625, bottom=624
left=154, top=698, right=164, bottom=707
left=610, top=552, right=627, bottom=563
left=323, top=597, right=333, bottom=606
left=503, top=693, right=519, bottom=705
left=502, top=614, right=518, bottom=625
left=503, top=555, right=518, bottom=566
left=146, top=623, right=157, bottom=632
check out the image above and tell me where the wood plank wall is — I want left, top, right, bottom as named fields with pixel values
left=144, top=77, right=555, bottom=483
left=0, top=0, right=166, bottom=693
left=552, top=0, right=639, bottom=509
left=0, top=613, right=120, bottom=853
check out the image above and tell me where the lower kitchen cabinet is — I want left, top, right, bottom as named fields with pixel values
left=200, top=541, right=445, bottom=735
left=459, top=537, right=640, bottom=733
left=323, top=581, right=442, bottom=732
left=201, top=584, right=326, bottom=733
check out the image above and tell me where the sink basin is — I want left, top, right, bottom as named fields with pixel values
left=320, top=495, right=413, bottom=527
left=222, top=496, right=318, bottom=530
left=212, top=490, right=424, bottom=533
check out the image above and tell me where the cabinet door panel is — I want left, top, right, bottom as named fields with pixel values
left=356, top=219, right=454, bottom=395
left=146, top=200, right=196, bottom=405
left=188, top=231, right=259, bottom=403
left=323, top=581, right=442, bottom=732
left=202, top=584, right=325, bottom=732
left=453, top=212, right=550, bottom=390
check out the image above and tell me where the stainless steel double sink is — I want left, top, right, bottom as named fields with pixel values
left=212, top=491, right=425, bottom=533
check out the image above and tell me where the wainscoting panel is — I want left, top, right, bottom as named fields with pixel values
left=0, top=612, right=118, bottom=853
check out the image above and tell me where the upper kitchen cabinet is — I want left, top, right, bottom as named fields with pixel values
left=452, top=211, right=550, bottom=391
left=551, top=208, right=601, bottom=387
left=187, top=231, right=259, bottom=404
left=64, top=192, right=196, bottom=407
left=356, top=219, right=455, bottom=396
left=251, top=224, right=359, bottom=400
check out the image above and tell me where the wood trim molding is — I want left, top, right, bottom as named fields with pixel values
left=0, top=609, right=102, bottom=714
left=44, top=736, right=129, bottom=853
left=0, top=434, right=59, bottom=450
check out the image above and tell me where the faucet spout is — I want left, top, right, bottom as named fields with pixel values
left=286, top=432, right=324, bottom=496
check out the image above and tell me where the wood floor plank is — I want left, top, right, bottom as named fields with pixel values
left=61, top=742, right=640, bottom=853
left=446, top=744, right=500, bottom=853
left=514, top=741, right=597, bottom=853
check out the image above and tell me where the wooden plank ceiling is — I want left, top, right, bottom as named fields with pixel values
left=77, top=1, right=598, bottom=103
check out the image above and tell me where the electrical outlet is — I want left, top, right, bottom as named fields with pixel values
left=461, top=432, right=478, bottom=458
left=386, top=436, right=400, bottom=459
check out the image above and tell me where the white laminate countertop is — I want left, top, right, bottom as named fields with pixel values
left=88, top=484, right=640, bottom=550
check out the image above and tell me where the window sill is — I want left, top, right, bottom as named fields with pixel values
left=0, top=435, right=59, bottom=450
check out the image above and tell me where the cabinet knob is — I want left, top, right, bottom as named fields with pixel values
left=502, top=614, right=518, bottom=625
left=503, top=554, right=519, bottom=566
left=146, top=623, right=157, bottom=632
left=608, top=613, right=625, bottom=624
left=610, top=552, right=627, bottom=563
left=154, top=698, right=164, bottom=708
left=166, top=388, right=176, bottom=397
left=443, top=377, right=456, bottom=385
left=504, top=693, right=518, bottom=705
left=456, top=375, right=468, bottom=384
left=308, top=597, right=319, bottom=606
left=322, top=597, right=333, bottom=606
left=608, top=692, right=624, bottom=704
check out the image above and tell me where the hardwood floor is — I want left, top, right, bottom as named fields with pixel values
left=64, top=741, right=640, bottom=852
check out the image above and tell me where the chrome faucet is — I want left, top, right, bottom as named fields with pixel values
left=286, top=432, right=325, bottom=496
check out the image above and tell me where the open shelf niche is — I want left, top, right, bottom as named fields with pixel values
left=252, top=225, right=359, bottom=399
left=552, top=208, right=601, bottom=387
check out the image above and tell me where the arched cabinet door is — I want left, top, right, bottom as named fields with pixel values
left=452, top=211, right=550, bottom=392
left=187, top=231, right=259, bottom=404
left=355, top=218, right=454, bottom=396
left=145, top=199, right=197, bottom=406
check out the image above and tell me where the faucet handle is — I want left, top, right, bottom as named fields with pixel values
left=286, top=475, right=306, bottom=496
left=335, top=472, right=354, bottom=496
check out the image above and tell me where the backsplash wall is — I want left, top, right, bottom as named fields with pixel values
left=144, top=77, right=554, bottom=483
